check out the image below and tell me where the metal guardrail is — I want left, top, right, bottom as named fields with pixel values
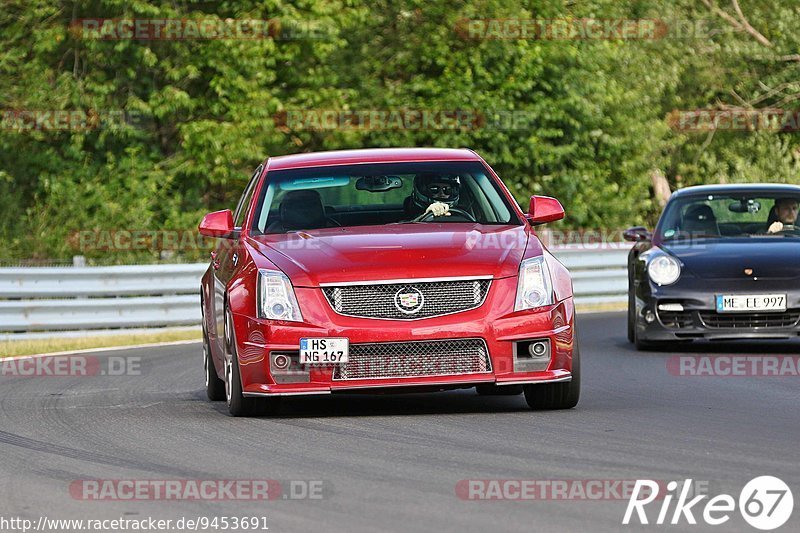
left=553, top=246, right=631, bottom=306
left=0, top=245, right=631, bottom=335
left=0, top=264, right=206, bottom=334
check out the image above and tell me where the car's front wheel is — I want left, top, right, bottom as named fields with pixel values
left=629, top=295, right=666, bottom=351
left=627, top=271, right=635, bottom=343
left=224, top=310, right=281, bottom=417
left=633, top=316, right=663, bottom=351
left=204, top=327, right=225, bottom=401
left=523, top=334, right=580, bottom=410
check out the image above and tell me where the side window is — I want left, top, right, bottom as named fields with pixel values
left=233, top=164, right=263, bottom=228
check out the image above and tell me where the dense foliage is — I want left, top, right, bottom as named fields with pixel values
left=1, top=0, right=798, bottom=262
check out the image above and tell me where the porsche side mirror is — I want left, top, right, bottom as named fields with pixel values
left=526, top=195, right=565, bottom=225
left=623, top=226, right=651, bottom=242
left=199, top=209, right=238, bottom=238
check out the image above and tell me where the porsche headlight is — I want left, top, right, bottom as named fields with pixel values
left=648, top=254, right=681, bottom=286
left=514, top=256, right=554, bottom=311
left=257, top=270, right=303, bottom=322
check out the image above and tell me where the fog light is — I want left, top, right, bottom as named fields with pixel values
left=514, top=339, right=551, bottom=372
left=529, top=341, right=548, bottom=357
left=273, top=354, right=290, bottom=370
left=645, top=310, right=656, bottom=323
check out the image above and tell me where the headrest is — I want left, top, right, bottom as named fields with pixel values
left=279, top=190, right=326, bottom=230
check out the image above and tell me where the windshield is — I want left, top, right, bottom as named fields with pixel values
left=656, top=192, right=800, bottom=241
left=251, top=161, right=520, bottom=234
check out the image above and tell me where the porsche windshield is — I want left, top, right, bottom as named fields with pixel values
left=656, top=193, right=800, bottom=240
left=252, top=161, right=520, bottom=234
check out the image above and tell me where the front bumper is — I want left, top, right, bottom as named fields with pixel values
left=232, top=277, right=575, bottom=396
left=635, top=279, right=800, bottom=341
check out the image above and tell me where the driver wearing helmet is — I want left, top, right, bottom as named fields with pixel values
left=405, top=174, right=461, bottom=220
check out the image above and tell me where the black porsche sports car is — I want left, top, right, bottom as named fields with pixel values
left=625, top=184, right=800, bottom=350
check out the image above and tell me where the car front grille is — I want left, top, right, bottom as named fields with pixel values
left=658, top=310, right=694, bottom=329
left=699, top=311, right=800, bottom=329
left=321, top=279, right=491, bottom=320
left=332, top=338, right=491, bottom=380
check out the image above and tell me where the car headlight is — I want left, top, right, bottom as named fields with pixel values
left=648, top=254, right=681, bottom=286
left=257, top=270, right=303, bottom=322
left=514, top=256, right=554, bottom=311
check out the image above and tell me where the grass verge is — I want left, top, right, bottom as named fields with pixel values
left=0, top=329, right=201, bottom=358
left=576, top=302, right=626, bottom=314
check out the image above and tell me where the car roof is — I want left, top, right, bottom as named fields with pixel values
left=673, top=183, right=800, bottom=198
left=265, top=148, right=481, bottom=171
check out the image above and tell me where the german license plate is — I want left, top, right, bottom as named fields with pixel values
left=715, top=294, right=786, bottom=313
left=300, top=337, right=349, bottom=364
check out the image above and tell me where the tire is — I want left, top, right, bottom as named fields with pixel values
left=633, top=317, right=661, bottom=351
left=629, top=272, right=667, bottom=351
left=224, top=311, right=281, bottom=417
left=633, top=324, right=649, bottom=350
left=476, top=384, right=523, bottom=396
left=627, top=272, right=635, bottom=343
left=523, top=334, right=580, bottom=410
left=204, top=327, right=225, bottom=401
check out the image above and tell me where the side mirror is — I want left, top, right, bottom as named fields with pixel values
left=198, top=209, right=237, bottom=238
left=623, top=226, right=651, bottom=242
left=526, top=195, right=565, bottom=225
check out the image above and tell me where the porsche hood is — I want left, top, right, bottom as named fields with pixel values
left=663, top=239, right=800, bottom=281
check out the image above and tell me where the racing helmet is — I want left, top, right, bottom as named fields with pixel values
left=412, top=174, right=461, bottom=209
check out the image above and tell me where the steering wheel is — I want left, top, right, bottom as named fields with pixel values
left=776, top=224, right=799, bottom=233
left=326, top=217, right=342, bottom=227
left=417, top=208, right=477, bottom=223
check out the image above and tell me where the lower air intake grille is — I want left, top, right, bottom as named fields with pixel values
left=658, top=310, right=694, bottom=329
left=699, top=311, right=800, bottom=329
left=333, top=338, right=491, bottom=380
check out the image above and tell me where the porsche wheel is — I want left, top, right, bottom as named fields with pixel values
left=627, top=272, right=635, bottom=343
left=633, top=318, right=662, bottom=351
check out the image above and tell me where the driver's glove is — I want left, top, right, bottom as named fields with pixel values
left=768, top=221, right=784, bottom=234
left=425, top=202, right=451, bottom=217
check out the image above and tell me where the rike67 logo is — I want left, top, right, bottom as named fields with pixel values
left=623, top=476, right=793, bottom=530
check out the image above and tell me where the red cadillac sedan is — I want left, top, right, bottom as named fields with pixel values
left=199, top=148, right=578, bottom=416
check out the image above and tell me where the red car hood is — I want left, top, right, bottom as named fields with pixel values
left=249, top=224, right=535, bottom=287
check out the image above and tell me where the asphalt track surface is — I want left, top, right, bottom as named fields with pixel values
left=1, top=312, right=798, bottom=533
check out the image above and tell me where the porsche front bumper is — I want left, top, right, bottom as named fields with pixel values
left=635, top=278, right=800, bottom=341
